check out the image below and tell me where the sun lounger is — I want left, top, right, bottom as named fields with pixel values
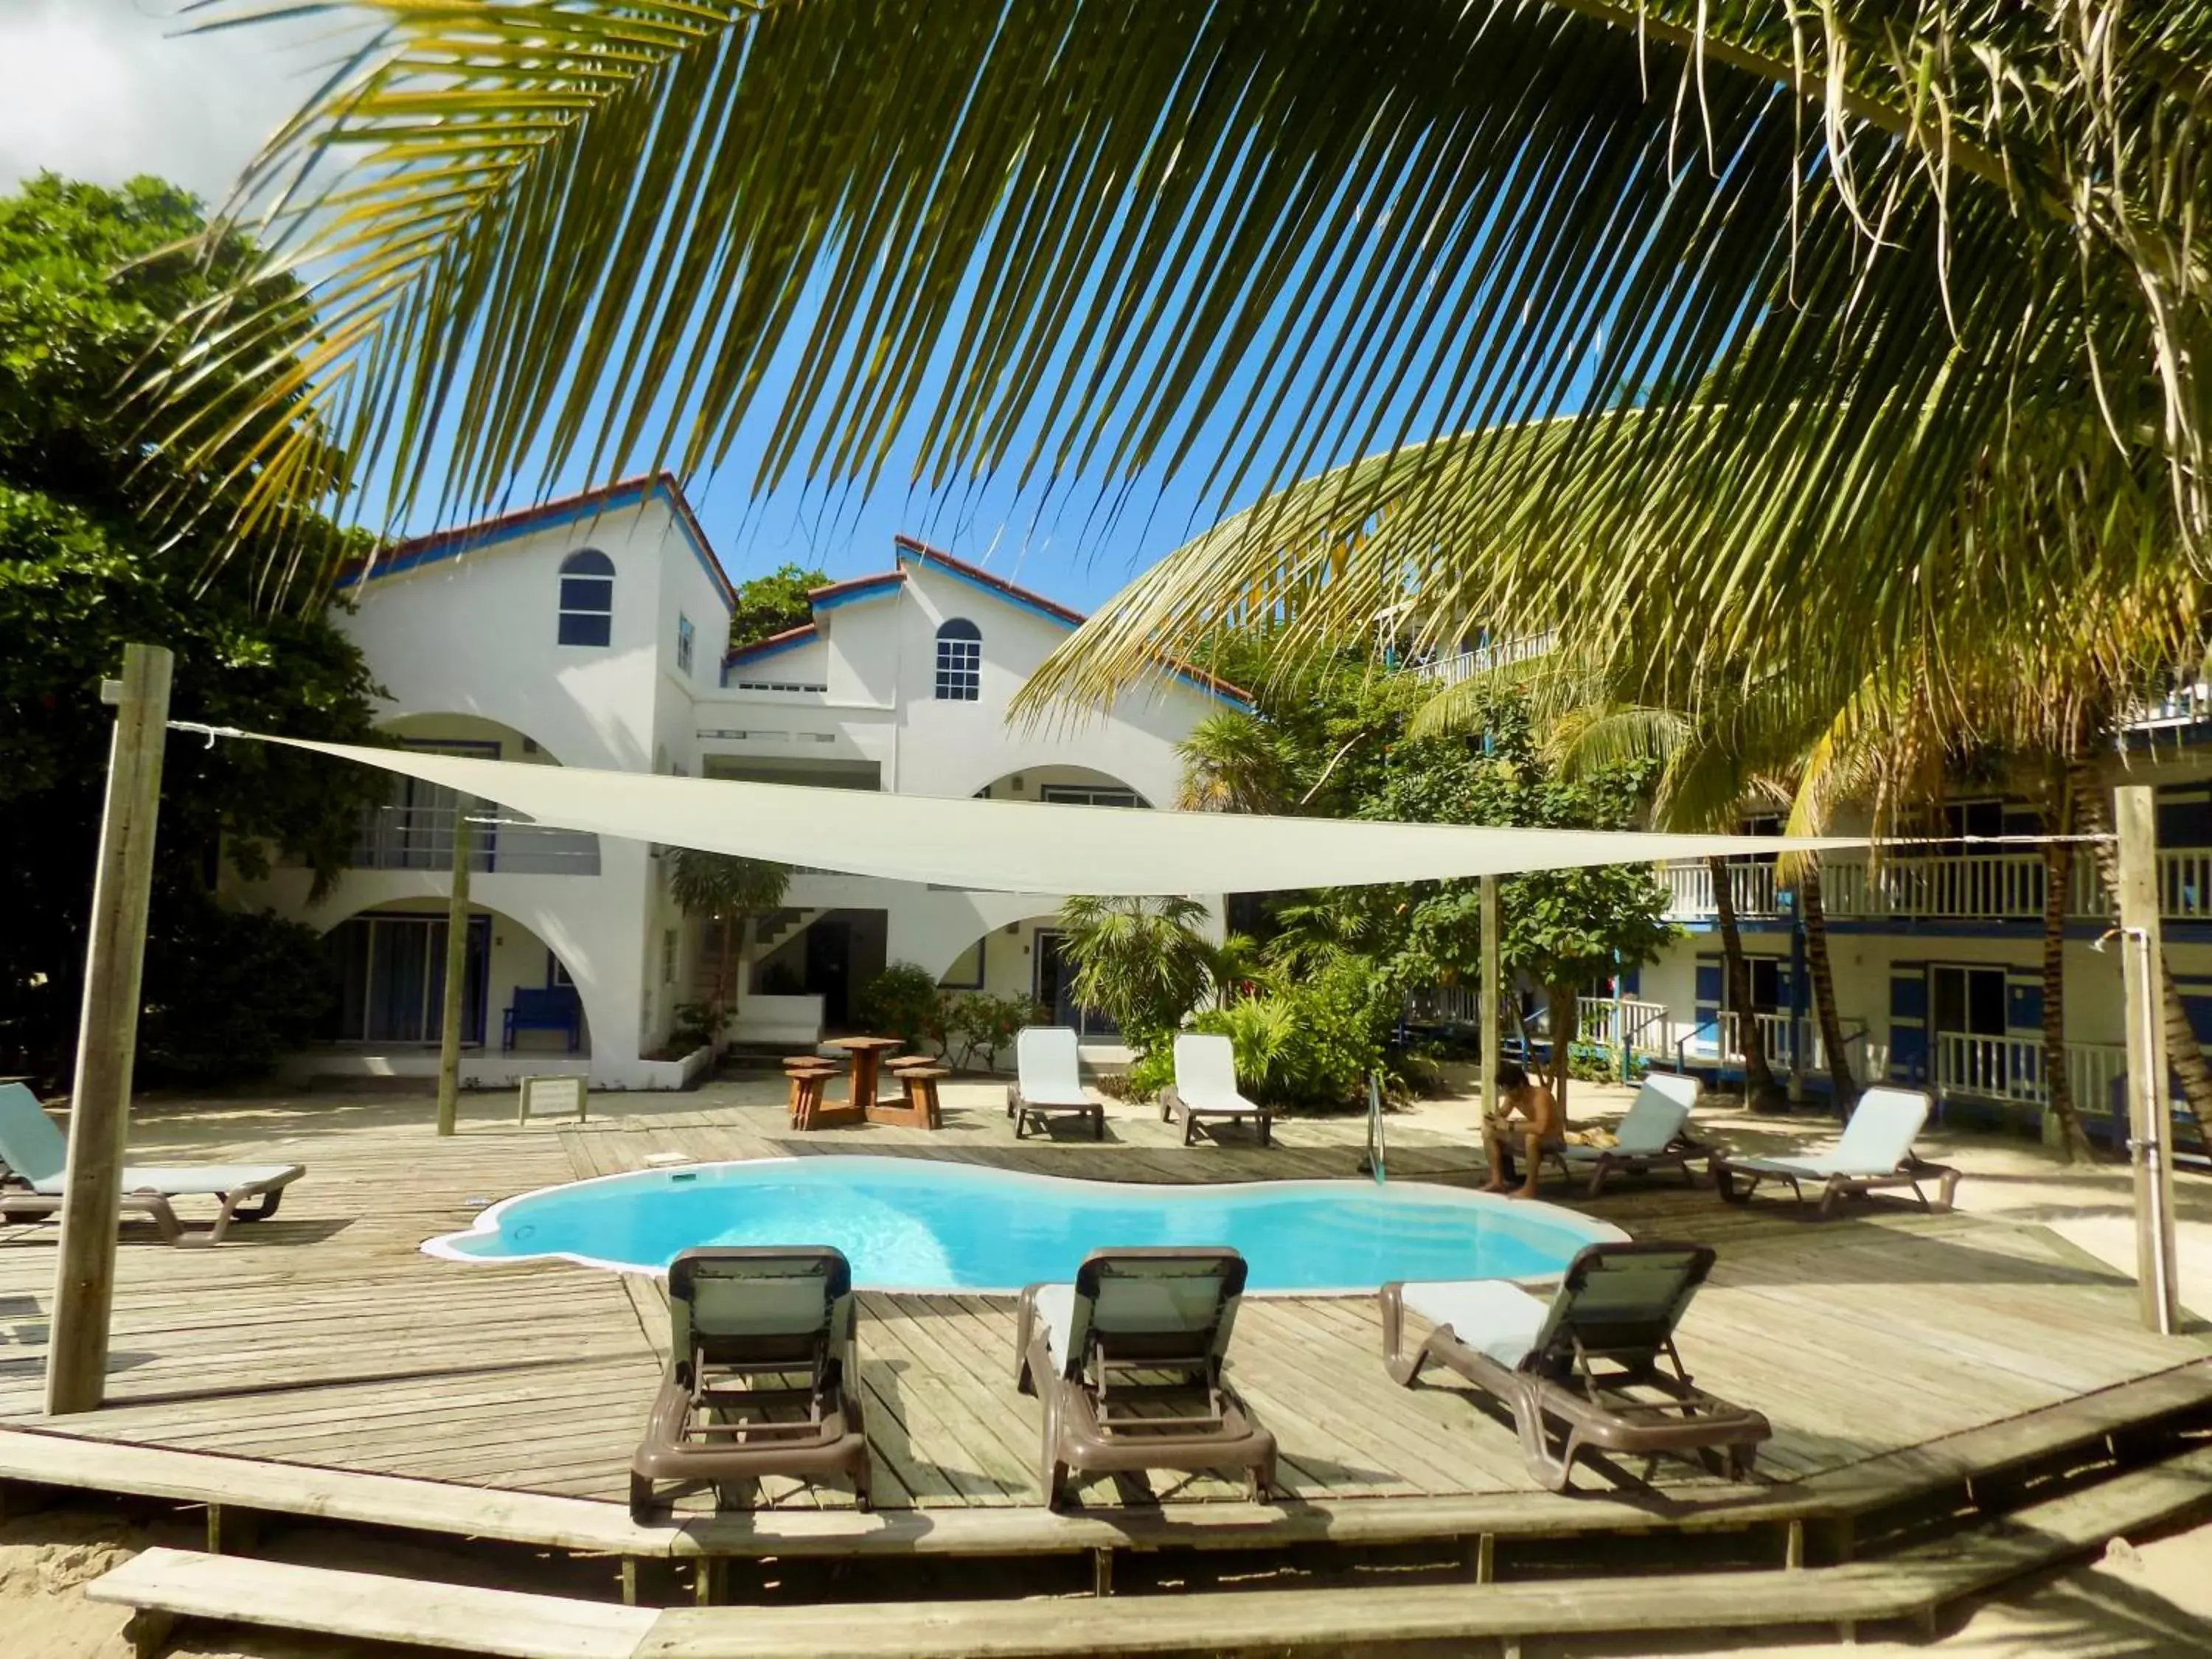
left=630, top=1246, right=871, bottom=1520
left=1159, top=1033, right=1272, bottom=1147
left=1708, top=1086, right=1959, bottom=1216
left=0, top=1082, right=303, bottom=1247
left=1380, top=1242, right=1769, bottom=1492
left=1549, top=1072, right=1705, bottom=1197
left=1014, top=1247, right=1277, bottom=1509
left=1006, top=1026, right=1105, bottom=1139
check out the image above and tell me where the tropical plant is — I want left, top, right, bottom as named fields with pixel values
left=853, top=961, right=946, bottom=1051
left=665, top=849, right=788, bottom=1046
left=156, top=4, right=2208, bottom=674
left=1174, top=713, right=1287, bottom=815
left=1056, top=894, right=1217, bottom=1049
left=0, top=174, right=384, bottom=1088
left=942, top=992, right=1049, bottom=1073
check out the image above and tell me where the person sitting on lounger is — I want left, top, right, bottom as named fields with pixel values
left=1482, top=1062, right=1562, bottom=1200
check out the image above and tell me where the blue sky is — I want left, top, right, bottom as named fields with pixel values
left=1, top=4, right=1609, bottom=618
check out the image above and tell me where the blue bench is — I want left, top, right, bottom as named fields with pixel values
left=503, top=986, right=582, bottom=1052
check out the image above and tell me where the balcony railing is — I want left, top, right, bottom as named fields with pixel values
left=349, top=804, right=600, bottom=876
left=1660, top=850, right=2212, bottom=925
left=1411, top=631, right=1557, bottom=688
left=1930, top=1033, right=2131, bottom=1116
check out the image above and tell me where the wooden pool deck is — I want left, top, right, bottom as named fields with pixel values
left=0, top=1082, right=2205, bottom=1551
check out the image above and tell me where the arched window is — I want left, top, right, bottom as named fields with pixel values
left=934, top=617, right=981, bottom=700
left=557, top=549, right=614, bottom=647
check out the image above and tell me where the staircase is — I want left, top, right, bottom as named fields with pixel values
left=692, top=910, right=817, bottom=1003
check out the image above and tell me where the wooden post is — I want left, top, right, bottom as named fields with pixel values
left=2114, top=787, right=2180, bottom=1335
left=46, top=644, right=173, bottom=1415
left=1480, top=875, right=1500, bottom=1121
left=434, top=796, right=474, bottom=1137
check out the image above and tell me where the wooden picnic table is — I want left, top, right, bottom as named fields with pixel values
left=822, top=1034, right=905, bottom=1125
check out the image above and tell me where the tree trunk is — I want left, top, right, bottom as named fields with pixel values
left=1798, top=860, right=1857, bottom=1108
left=714, top=912, right=737, bottom=1053
left=1711, top=855, right=1782, bottom=1108
left=1545, top=982, right=1576, bottom=1123
left=2074, top=769, right=2212, bottom=1123
left=2039, top=834, right=2092, bottom=1161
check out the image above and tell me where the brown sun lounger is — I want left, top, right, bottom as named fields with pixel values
left=1380, top=1242, right=1769, bottom=1492
left=1015, top=1247, right=1276, bottom=1509
left=629, top=1247, right=871, bottom=1521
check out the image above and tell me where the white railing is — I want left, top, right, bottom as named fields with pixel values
left=1823, top=853, right=2049, bottom=921
left=349, top=804, right=601, bottom=877
left=2124, top=678, right=2212, bottom=731
left=1411, top=631, right=1557, bottom=687
left=1933, top=1034, right=2132, bottom=1115
left=1405, top=984, right=1485, bottom=1026
left=1662, top=851, right=2212, bottom=923
left=1661, top=860, right=1782, bottom=920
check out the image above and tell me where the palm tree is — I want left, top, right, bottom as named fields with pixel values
left=1056, top=894, right=1217, bottom=1046
left=156, top=5, right=2200, bottom=653
left=1174, top=713, right=1287, bottom=816
left=666, top=850, right=789, bottom=1050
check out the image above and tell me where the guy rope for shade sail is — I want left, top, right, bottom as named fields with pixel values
left=237, top=734, right=1859, bottom=894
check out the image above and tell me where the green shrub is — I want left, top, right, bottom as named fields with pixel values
left=854, top=961, right=945, bottom=1051
left=671, top=1001, right=726, bottom=1052
left=942, top=992, right=1046, bottom=1072
left=136, top=897, right=334, bottom=1086
left=1123, top=1045, right=1175, bottom=1102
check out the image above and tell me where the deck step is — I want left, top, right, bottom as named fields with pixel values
left=86, top=1444, right=2212, bottom=1659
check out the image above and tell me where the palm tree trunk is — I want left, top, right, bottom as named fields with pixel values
left=2073, top=768, right=2212, bottom=1122
left=715, top=911, right=737, bottom=1053
left=1798, top=860, right=1857, bottom=1108
left=2039, top=835, right=2092, bottom=1161
left=1710, top=856, right=1781, bottom=1108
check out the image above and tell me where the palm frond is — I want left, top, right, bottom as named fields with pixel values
left=152, top=2, right=2210, bottom=616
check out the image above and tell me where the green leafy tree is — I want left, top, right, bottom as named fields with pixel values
left=0, top=175, right=383, bottom=1087
left=727, top=563, right=828, bottom=653
left=666, top=849, right=789, bottom=1048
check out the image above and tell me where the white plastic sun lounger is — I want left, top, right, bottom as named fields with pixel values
left=1549, top=1073, right=1705, bottom=1197
left=1005, top=1026, right=1105, bottom=1139
left=1160, top=1033, right=1272, bottom=1147
left=0, top=1083, right=304, bottom=1247
left=1708, top=1086, right=1958, bottom=1216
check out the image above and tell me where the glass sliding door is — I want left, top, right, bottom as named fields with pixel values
left=324, top=914, right=490, bottom=1044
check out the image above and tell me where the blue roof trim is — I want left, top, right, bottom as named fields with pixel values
left=811, top=576, right=904, bottom=613
left=898, top=550, right=1252, bottom=709
left=336, top=477, right=735, bottom=612
left=725, top=628, right=821, bottom=667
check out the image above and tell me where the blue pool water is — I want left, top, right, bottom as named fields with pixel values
left=423, top=1156, right=1625, bottom=1292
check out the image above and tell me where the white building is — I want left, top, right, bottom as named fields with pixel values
left=234, top=475, right=1249, bottom=1089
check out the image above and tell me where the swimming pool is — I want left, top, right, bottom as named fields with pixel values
left=422, top=1156, right=1626, bottom=1293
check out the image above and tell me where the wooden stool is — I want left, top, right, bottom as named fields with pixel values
left=785, top=1060, right=841, bottom=1129
left=896, top=1066, right=950, bottom=1130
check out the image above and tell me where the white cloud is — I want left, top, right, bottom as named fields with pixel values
left=0, top=1, right=347, bottom=206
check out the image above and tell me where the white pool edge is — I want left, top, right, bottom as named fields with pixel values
left=418, top=1152, right=1632, bottom=1294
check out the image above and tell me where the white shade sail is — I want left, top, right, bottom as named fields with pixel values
left=246, top=733, right=1859, bottom=895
